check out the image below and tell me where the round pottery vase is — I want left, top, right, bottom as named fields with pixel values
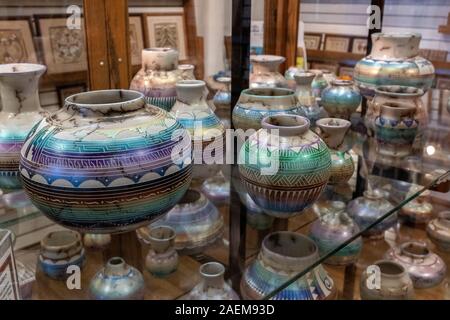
left=375, top=103, right=419, bottom=158
left=321, top=80, right=361, bottom=120
left=294, top=72, right=325, bottom=126
left=309, top=201, right=362, bottom=265
left=249, top=55, right=287, bottom=89
left=310, top=69, right=331, bottom=98
left=83, top=233, right=111, bottom=250
left=354, top=33, right=435, bottom=97
left=201, top=171, right=230, bottom=205
left=19, top=89, right=192, bottom=234
left=89, top=257, right=145, bottom=300
left=38, top=230, right=85, bottom=280
left=232, top=87, right=301, bottom=131
left=385, top=242, right=446, bottom=288
left=360, top=260, right=414, bottom=300
left=130, top=48, right=181, bottom=111
left=241, top=232, right=337, bottom=300
left=186, top=262, right=239, bottom=300
left=145, top=225, right=178, bottom=277
left=427, top=211, right=450, bottom=252
left=316, top=118, right=354, bottom=184
left=0, top=63, right=48, bottom=189
left=139, top=189, right=224, bottom=255
left=177, top=64, right=195, bottom=80
left=347, top=189, right=397, bottom=238
left=284, top=66, right=303, bottom=90
left=213, top=76, right=231, bottom=111
left=239, top=115, right=331, bottom=218
left=399, top=190, right=433, bottom=225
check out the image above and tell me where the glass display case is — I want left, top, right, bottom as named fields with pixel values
left=0, top=0, right=449, bottom=301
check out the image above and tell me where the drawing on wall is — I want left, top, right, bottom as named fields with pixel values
left=351, top=38, right=368, bottom=55
left=325, top=35, right=350, bottom=53
left=144, top=13, right=187, bottom=60
left=129, top=15, right=144, bottom=66
left=36, top=16, right=87, bottom=74
left=304, top=33, right=322, bottom=50
left=0, top=19, right=37, bottom=64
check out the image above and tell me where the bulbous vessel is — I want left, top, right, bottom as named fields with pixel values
left=427, top=211, right=450, bottom=252
left=239, top=115, right=331, bottom=218
left=20, top=89, right=192, bottom=233
left=310, top=69, right=332, bottom=98
left=241, top=232, right=337, bottom=300
left=249, top=55, right=287, bottom=89
left=145, top=225, right=178, bottom=277
left=321, top=79, right=361, bottom=120
left=294, top=72, right=325, bottom=126
left=399, top=189, right=433, bottom=225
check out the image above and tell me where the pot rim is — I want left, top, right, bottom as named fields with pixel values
left=261, top=114, right=310, bottom=136
left=374, top=85, right=425, bottom=98
left=331, top=79, right=354, bottom=87
left=373, top=259, right=408, bottom=279
left=216, top=76, right=231, bottom=84
left=40, top=230, right=81, bottom=252
left=241, top=87, right=295, bottom=98
left=148, top=225, right=176, bottom=243
left=250, top=54, right=286, bottom=64
left=176, top=79, right=206, bottom=88
left=65, top=89, right=144, bottom=109
left=399, top=241, right=430, bottom=259
left=0, top=63, right=47, bottom=76
left=178, top=64, right=194, bottom=70
left=316, top=117, right=351, bottom=129
left=143, top=47, right=178, bottom=54
left=199, top=262, right=225, bottom=278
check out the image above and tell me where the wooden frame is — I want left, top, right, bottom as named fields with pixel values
left=304, top=32, right=322, bottom=50
left=351, top=37, right=368, bottom=55
left=0, top=16, right=37, bottom=64
left=128, top=14, right=145, bottom=66
left=324, top=34, right=351, bottom=53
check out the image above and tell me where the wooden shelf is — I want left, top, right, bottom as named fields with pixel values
left=438, top=25, right=450, bottom=34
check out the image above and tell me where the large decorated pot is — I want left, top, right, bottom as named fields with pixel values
left=354, top=33, right=435, bottom=97
left=19, top=89, right=192, bottom=233
left=0, top=63, right=48, bottom=189
left=130, top=48, right=181, bottom=111
left=241, top=231, right=337, bottom=300
left=239, top=115, right=331, bottom=218
left=249, top=55, right=287, bottom=89
left=232, top=87, right=301, bottom=131
left=321, top=79, right=361, bottom=120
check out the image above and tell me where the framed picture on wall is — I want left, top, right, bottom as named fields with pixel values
left=324, top=35, right=350, bottom=53
left=56, top=83, right=87, bottom=106
left=144, top=13, right=188, bottom=60
left=304, top=33, right=322, bottom=50
left=35, top=15, right=88, bottom=74
left=436, top=76, right=450, bottom=90
left=351, top=37, right=368, bottom=55
left=0, top=17, right=37, bottom=64
left=129, top=15, right=145, bottom=66
left=428, top=49, right=447, bottom=62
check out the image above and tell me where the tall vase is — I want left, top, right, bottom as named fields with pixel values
left=310, top=69, right=330, bottom=98
left=186, top=262, right=239, bottom=300
left=316, top=118, right=355, bottom=184
left=354, top=33, right=435, bottom=97
left=241, top=232, right=337, bottom=300
left=145, top=225, right=179, bottom=277
left=130, top=48, right=181, bottom=111
left=0, top=63, right=47, bottom=190
left=19, top=89, right=192, bottom=233
left=294, top=72, right=325, bottom=126
left=249, top=55, right=287, bottom=89
left=321, top=80, right=361, bottom=120
left=239, top=115, right=331, bottom=218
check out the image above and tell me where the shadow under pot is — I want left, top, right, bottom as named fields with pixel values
left=320, top=80, right=361, bottom=120
left=249, top=54, right=287, bottom=89
left=241, top=231, right=337, bottom=300
left=38, top=230, right=85, bottom=280
left=427, top=211, right=450, bottom=252
left=232, top=87, right=301, bottom=131
left=385, top=241, right=447, bottom=289
left=145, top=225, right=179, bottom=277
left=239, top=115, right=331, bottom=218
left=360, top=260, right=414, bottom=300
left=19, top=89, right=193, bottom=234
left=137, top=189, right=224, bottom=255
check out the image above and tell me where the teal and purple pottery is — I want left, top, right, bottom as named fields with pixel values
left=321, top=79, right=361, bottom=120
left=89, top=257, right=145, bottom=300
left=241, top=231, right=337, bottom=300
left=354, top=33, right=434, bottom=97
left=19, top=89, right=192, bottom=234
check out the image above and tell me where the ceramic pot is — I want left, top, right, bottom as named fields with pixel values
left=284, top=66, right=303, bottom=90
left=232, top=87, right=301, bottom=131
left=310, top=69, right=331, bottom=98
left=213, top=76, right=231, bottom=111
left=19, top=89, right=192, bottom=233
left=347, top=189, right=397, bottom=238
left=354, top=33, right=434, bottom=97
left=244, top=193, right=274, bottom=230
left=185, top=262, right=239, bottom=300
left=399, top=191, right=433, bottom=225
left=241, top=232, right=337, bottom=300
left=0, top=63, right=48, bottom=189
left=375, top=103, right=419, bottom=158
left=83, top=233, right=111, bottom=250
left=239, top=115, right=331, bottom=218
left=145, top=225, right=178, bottom=277
left=177, top=64, right=195, bottom=80
left=294, top=72, right=326, bottom=126
left=385, top=241, right=446, bottom=288
left=138, top=189, right=224, bottom=255
left=89, top=257, right=145, bottom=300
left=130, top=48, right=181, bottom=111
left=321, top=80, right=361, bottom=120
left=249, top=55, right=287, bottom=89
left=201, top=171, right=230, bottom=205
left=360, top=260, right=414, bottom=300
left=309, top=201, right=362, bottom=265
left=427, top=211, right=450, bottom=252
left=316, top=118, right=354, bottom=184
left=38, top=230, right=85, bottom=280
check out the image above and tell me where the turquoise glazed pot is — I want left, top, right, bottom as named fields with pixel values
left=232, top=87, right=301, bottom=131
left=310, top=69, right=331, bottom=98
left=38, top=230, right=85, bottom=280
left=0, top=63, right=47, bottom=189
left=89, top=257, right=145, bottom=300
left=321, top=79, right=361, bottom=120
left=241, top=232, right=337, bottom=300
left=239, top=115, right=331, bottom=218
left=19, top=89, right=192, bottom=234
left=354, top=33, right=434, bottom=97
